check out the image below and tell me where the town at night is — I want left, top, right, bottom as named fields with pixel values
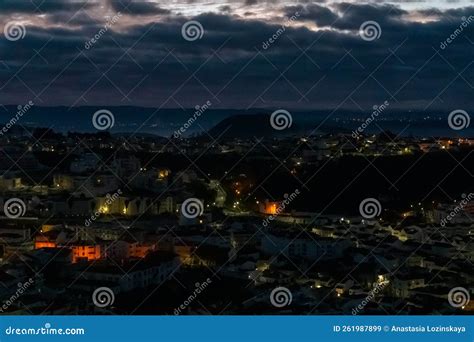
left=0, top=0, right=472, bottom=341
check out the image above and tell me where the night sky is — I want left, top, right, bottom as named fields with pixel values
left=0, top=0, right=473, bottom=110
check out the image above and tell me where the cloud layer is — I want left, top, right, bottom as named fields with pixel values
left=0, top=0, right=473, bottom=110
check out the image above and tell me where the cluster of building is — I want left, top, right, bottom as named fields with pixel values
left=0, top=130, right=472, bottom=314
left=0, top=211, right=471, bottom=314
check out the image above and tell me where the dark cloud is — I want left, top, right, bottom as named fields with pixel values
left=284, top=3, right=339, bottom=27
left=0, top=0, right=96, bottom=14
left=0, top=2, right=473, bottom=111
left=244, top=0, right=259, bottom=5
left=219, top=5, right=233, bottom=13
left=331, top=3, right=407, bottom=30
left=108, top=0, right=171, bottom=15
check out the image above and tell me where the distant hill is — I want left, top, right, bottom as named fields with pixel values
left=207, top=113, right=357, bottom=138
left=207, top=114, right=297, bottom=138
left=0, top=106, right=244, bottom=136
left=0, top=105, right=471, bottom=138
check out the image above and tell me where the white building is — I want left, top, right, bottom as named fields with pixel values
left=73, top=251, right=180, bottom=293
left=261, top=232, right=350, bottom=261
